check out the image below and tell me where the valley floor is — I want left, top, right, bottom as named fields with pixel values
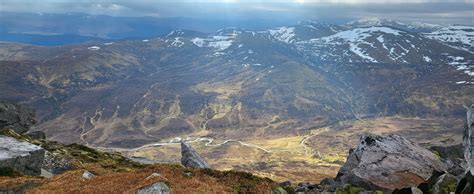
left=107, top=116, right=464, bottom=183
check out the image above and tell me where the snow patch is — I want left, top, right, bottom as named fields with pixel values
left=191, top=38, right=205, bottom=47
left=423, top=56, right=432, bottom=63
left=269, top=26, right=296, bottom=43
left=87, top=46, right=100, bottom=50
left=171, top=37, right=184, bottom=47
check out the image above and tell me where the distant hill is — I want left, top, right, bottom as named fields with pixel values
left=0, top=18, right=472, bottom=149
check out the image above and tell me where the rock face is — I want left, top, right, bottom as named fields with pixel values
left=456, top=104, right=474, bottom=194
left=180, top=142, right=209, bottom=169
left=0, top=102, right=36, bottom=134
left=464, top=104, right=474, bottom=174
left=0, top=135, right=45, bottom=176
left=136, top=182, right=171, bottom=194
left=429, top=144, right=465, bottom=177
left=336, top=134, right=446, bottom=192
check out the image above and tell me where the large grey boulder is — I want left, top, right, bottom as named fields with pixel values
left=0, top=135, right=45, bottom=176
left=0, top=102, right=36, bottom=134
left=336, top=134, right=446, bottom=192
left=180, top=142, right=209, bottom=169
left=464, top=104, right=474, bottom=174
left=136, top=182, right=171, bottom=194
left=456, top=104, right=474, bottom=194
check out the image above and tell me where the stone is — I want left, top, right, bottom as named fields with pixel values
left=82, top=170, right=95, bottom=179
left=0, top=135, right=44, bottom=176
left=146, top=173, right=162, bottom=179
left=180, top=142, right=209, bottom=169
left=136, top=182, right=171, bottom=194
left=336, top=134, right=446, bottom=192
left=0, top=102, right=36, bottom=134
left=40, top=169, right=53, bottom=178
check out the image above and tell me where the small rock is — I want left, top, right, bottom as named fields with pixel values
left=146, top=172, right=162, bottom=179
left=180, top=142, right=209, bottom=169
left=183, top=172, right=193, bottom=177
left=136, top=182, right=171, bottom=194
left=40, top=169, right=53, bottom=178
left=82, top=171, right=95, bottom=179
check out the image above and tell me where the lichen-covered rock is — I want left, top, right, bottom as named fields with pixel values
left=42, top=151, right=73, bottom=174
left=136, top=182, right=171, bottom=194
left=433, top=173, right=457, bottom=194
left=0, top=102, right=36, bottom=134
left=0, top=135, right=44, bottom=176
left=180, top=142, right=209, bottom=169
left=336, top=134, right=446, bottom=192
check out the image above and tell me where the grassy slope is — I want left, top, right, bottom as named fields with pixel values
left=0, top=129, right=277, bottom=193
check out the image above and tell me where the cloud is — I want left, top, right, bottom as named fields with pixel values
left=0, top=0, right=473, bottom=25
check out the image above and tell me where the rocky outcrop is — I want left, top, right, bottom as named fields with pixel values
left=464, top=104, right=474, bottom=174
left=180, top=142, right=209, bottom=169
left=0, top=102, right=36, bottom=134
left=136, top=182, right=171, bottom=194
left=335, top=134, right=446, bottom=192
left=0, top=135, right=45, bottom=176
left=456, top=104, right=474, bottom=194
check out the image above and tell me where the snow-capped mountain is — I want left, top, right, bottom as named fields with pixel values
left=424, top=25, right=474, bottom=53
left=0, top=19, right=472, bottom=149
left=345, top=17, right=443, bottom=33
left=297, top=26, right=472, bottom=66
left=266, top=20, right=343, bottom=43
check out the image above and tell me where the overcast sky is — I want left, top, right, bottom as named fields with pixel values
left=1, top=0, right=473, bottom=25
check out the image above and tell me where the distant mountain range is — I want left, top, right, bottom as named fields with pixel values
left=0, top=16, right=472, bottom=148
left=0, top=12, right=295, bottom=46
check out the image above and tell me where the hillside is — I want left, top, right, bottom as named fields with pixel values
left=0, top=19, right=472, bottom=183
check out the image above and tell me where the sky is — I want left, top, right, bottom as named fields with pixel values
left=1, top=0, right=473, bottom=25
